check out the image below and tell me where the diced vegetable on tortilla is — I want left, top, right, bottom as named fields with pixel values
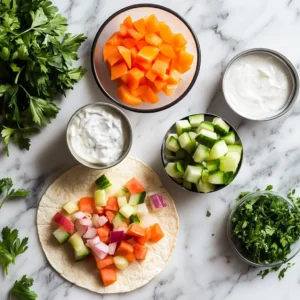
left=52, top=212, right=74, bottom=234
left=96, top=255, right=114, bottom=270
left=100, top=267, right=117, bottom=286
left=110, top=231, right=125, bottom=243
left=125, top=252, right=136, bottom=262
left=135, top=227, right=151, bottom=245
left=150, top=223, right=165, bottom=242
left=78, top=197, right=94, bottom=213
left=115, top=241, right=134, bottom=256
left=95, top=175, right=112, bottom=189
left=127, top=223, right=145, bottom=238
left=106, top=197, right=119, bottom=211
left=119, top=204, right=135, bottom=218
left=117, top=196, right=127, bottom=208
left=68, top=232, right=90, bottom=261
left=125, top=178, right=145, bottom=194
left=53, top=227, right=70, bottom=244
left=97, top=227, right=110, bottom=244
left=137, top=203, right=149, bottom=216
left=112, top=212, right=124, bottom=228
left=113, top=256, right=129, bottom=270
left=108, top=243, right=117, bottom=255
left=149, top=194, right=167, bottom=212
left=63, top=201, right=79, bottom=214
left=106, top=211, right=116, bottom=224
left=129, top=215, right=140, bottom=224
left=94, top=190, right=107, bottom=207
left=133, top=244, right=148, bottom=260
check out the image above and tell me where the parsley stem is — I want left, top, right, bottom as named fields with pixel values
left=0, top=196, right=8, bottom=209
left=15, top=27, right=33, bottom=37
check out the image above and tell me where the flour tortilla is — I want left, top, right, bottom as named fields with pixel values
left=37, top=157, right=179, bottom=294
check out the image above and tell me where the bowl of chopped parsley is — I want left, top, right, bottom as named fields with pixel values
left=227, top=190, right=300, bottom=267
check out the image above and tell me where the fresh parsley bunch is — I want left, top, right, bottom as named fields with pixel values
left=0, top=0, right=87, bottom=155
left=10, top=275, right=38, bottom=299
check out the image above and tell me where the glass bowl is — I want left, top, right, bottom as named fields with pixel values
left=161, top=113, right=243, bottom=193
left=227, top=190, right=300, bottom=267
left=91, top=4, right=201, bottom=113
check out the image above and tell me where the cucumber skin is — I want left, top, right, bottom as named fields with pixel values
left=166, top=136, right=180, bottom=152
left=95, top=175, right=112, bottom=189
left=197, top=121, right=214, bottom=133
left=189, top=114, right=204, bottom=127
left=223, top=131, right=235, bottom=145
left=196, top=134, right=217, bottom=148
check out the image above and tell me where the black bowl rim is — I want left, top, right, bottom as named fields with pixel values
left=91, top=3, right=201, bottom=113
left=161, top=113, right=244, bottom=194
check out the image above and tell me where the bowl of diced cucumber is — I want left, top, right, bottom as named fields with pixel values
left=161, top=113, right=243, bottom=193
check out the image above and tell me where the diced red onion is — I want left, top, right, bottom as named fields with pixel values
left=75, top=220, right=88, bottom=237
left=73, top=211, right=85, bottom=219
left=93, top=241, right=109, bottom=254
left=92, top=214, right=100, bottom=228
left=108, top=243, right=117, bottom=255
left=86, top=236, right=100, bottom=247
left=110, top=230, right=124, bottom=243
left=83, top=227, right=97, bottom=239
left=79, top=219, right=92, bottom=226
left=91, top=249, right=107, bottom=261
left=98, top=216, right=108, bottom=226
left=150, top=194, right=167, bottom=212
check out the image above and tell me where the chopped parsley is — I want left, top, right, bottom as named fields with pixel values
left=206, top=211, right=211, bottom=217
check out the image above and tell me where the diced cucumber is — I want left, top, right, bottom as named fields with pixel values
left=166, top=135, right=180, bottom=152
left=212, top=117, right=230, bottom=135
left=189, top=114, right=204, bottom=127
left=220, top=152, right=241, bottom=173
left=196, top=129, right=218, bottom=148
left=112, top=212, right=125, bottom=228
left=223, top=131, right=235, bottom=145
left=95, top=175, right=112, bottom=189
left=94, top=190, right=107, bottom=207
left=53, top=227, right=70, bottom=244
left=178, top=132, right=196, bottom=154
left=197, top=121, right=214, bottom=133
left=165, top=149, right=176, bottom=161
left=201, top=169, right=209, bottom=182
left=119, top=204, right=135, bottom=218
left=176, top=148, right=186, bottom=159
left=165, top=162, right=184, bottom=178
left=173, top=178, right=183, bottom=184
left=183, top=180, right=192, bottom=190
left=209, top=140, right=228, bottom=160
left=137, top=203, right=149, bottom=216
left=68, top=232, right=90, bottom=261
left=227, top=144, right=243, bottom=155
left=114, top=187, right=128, bottom=198
left=183, top=165, right=203, bottom=184
left=63, top=201, right=79, bottom=214
left=176, top=120, right=192, bottom=135
left=206, top=160, right=220, bottom=171
left=129, top=191, right=146, bottom=205
left=130, top=215, right=140, bottom=224
left=113, top=256, right=129, bottom=270
left=192, top=144, right=210, bottom=163
left=189, top=131, right=198, bottom=141
left=207, top=171, right=225, bottom=185
left=196, top=181, right=216, bottom=193
left=117, top=196, right=127, bottom=208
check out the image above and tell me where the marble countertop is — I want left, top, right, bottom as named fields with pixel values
left=1, top=0, right=300, bottom=299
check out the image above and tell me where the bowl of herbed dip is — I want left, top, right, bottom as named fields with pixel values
left=227, top=191, right=300, bottom=267
left=66, top=103, right=132, bottom=169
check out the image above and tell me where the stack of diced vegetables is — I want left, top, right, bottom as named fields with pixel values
left=164, top=114, right=243, bottom=193
left=103, top=14, right=194, bottom=105
left=52, top=175, right=167, bottom=287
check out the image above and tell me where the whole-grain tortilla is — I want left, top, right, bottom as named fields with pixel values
left=37, top=157, right=179, bottom=294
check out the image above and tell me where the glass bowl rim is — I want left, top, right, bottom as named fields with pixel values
left=90, top=3, right=201, bottom=113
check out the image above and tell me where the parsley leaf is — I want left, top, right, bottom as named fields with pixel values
left=0, top=177, right=30, bottom=209
left=206, top=211, right=211, bottom=217
left=10, top=275, right=37, bottom=300
left=0, top=227, right=28, bottom=274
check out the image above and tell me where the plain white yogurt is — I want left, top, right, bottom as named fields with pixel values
left=69, top=106, right=125, bottom=165
left=223, top=52, right=293, bottom=119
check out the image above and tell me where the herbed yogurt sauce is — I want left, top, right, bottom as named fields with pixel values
left=224, top=52, right=293, bottom=119
left=69, top=106, right=125, bottom=165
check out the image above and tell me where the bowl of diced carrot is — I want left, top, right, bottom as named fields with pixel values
left=91, top=4, right=201, bottom=113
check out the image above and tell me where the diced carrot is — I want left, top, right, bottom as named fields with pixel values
left=96, top=255, right=114, bottom=270
left=163, top=83, right=178, bottom=96
left=127, top=223, right=145, bottom=238
left=125, top=178, right=145, bottom=194
left=131, top=85, right=147, bottom=97
left=141, top=86, right=159, bottom=104
left=172, top=33, right=187, bottom=48
left=148, top=81, right=160, bottom=94
left=125, top=252, right=136, bottom=262
left=155, top=53, right=171, bottom=65
left=117, top=46, right=131, bottom=68
left=94, top=206, right=105, bottom=215
left=145, top=14, right=159, bottom=33
left=119, top=24, right=128, bottom=37
left=100, top=267, right=117, bottom=286
left=150, top=223, right=165, bottom=242
left=151, top=60, right=168, bottom=77
left=136, top=59, right=152, bottom=71
left=136, top=40, right=148, bottom=51
left=106, top=197, right=119, bottom=211
left=115, top=240, right=134, bottom=255
left=111, top=61, right=128, bottom=80
left=145, top=69, right=157, bottom=82
left=168, top=68, right=181, bottom=84
left=117, top=85, right=142, bottom=105
left=105, top=210, right=116, bottom=224
left=159, top=43, right=177, bottom=59
left=159, top=22, right=173, bottom=43
left=145, top=33, right=163, bottom=46
left=107, top=32, right=122, bottom=46
left=153, top=78, right=167, bottom=92
left=120, top=74, right=128, bottom=83
left=160, top=74, right=169, bottom=81
left=102, top=223, right=111, bottom=232
left=121, top=38, right=137, bottom=49
left=127, top=68, right=144, bottom=90
left=133, top=244, right=148, bottom=260
left=177, top=50, right=194, bottom=73
left=126, top=238, right=136, bottom=245
left=137, top=46, right=160, bottom=63
left=135, top=227, right=151, bottom=245
left=130, top=46, right=139, bottom=59
left=128, top=28, right=143, bottom=40
left=123, top=16, right=133, bottom=28
left=78, top=197, right=94, bottom=213
left=117, top=221, right=128, bottom=230
left=103, top=44, right=117, bottom=62
left=133, top=18, right=146, bottom=36
left=139, top=76, right=147, bottom=85
left=107, top=51, right=122, bottom=67
left=97, top=227, right=110, bottom=243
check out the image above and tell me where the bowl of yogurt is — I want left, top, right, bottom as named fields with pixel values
left=223, top=48, right=299, bottom=120
left=66, top=103, right=132, bottom=169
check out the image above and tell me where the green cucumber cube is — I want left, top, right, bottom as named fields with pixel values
left=112, top=212, right=125, bottom=228
left=95, top=175, right=112, bottom=189
left=193, top=144, right=210, bottom=163
left=189, top=114, right=204, bottom=127
left=117, top=196, right=127, bottom=208
left=212, top=117, right=230, bottom=135
left=53, top=227, right=70, bottom=244
left=197, top=121, right=214, bottom=133
left=176, top=120, right=192, bottom=135
left=201, top=169, right=209, bottom=182
left=209, top=140, right=228, bottom=160
left=137, top=203, right=149, bottom=216
left=207, top=171, right=225, bottom=185
left=183, top=180, right=192, bottom=190
left=63, top=201, right=79, bottom=214
left=196, top=129, right=218, bottom=148
left=165, top=163, right=184, bottom=178
left=178, top=132, right=196, bottom=154
left=119, top=204, right=135, bottom=218
left=166, top=134, right=180, bottom=152
left=206, top=160, right=220, bottom=171
left=183, top=165, right=203, bottom=184
left=227, top=144, right=243, bottom=155
left=196, top=181, right=216, bottom=193
left=128, top=192, right=146, bottom=205
left=68, top=232, right=90, bottom=261
left=94, top=190, right=107, bottom=207
left=113, top=256, right=129, bottom=270
left=223, top=131, right=235, bottom=145
left=176, top=148, right=186, bottom=159
left=220, top=152, right=241, bottom=173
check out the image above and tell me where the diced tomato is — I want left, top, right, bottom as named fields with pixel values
left=106, top=197, right=119, bottom=211
left=52, top=212, right=74, bottom=234
left=135, top=227, right=151, bottom=245
left=134, top=244, right=148, bottom=260
left=125, top=178, right=145, bottom=194
left=100, top=267, right=117, bottom=286
left=97, top=226, right=110, bottom=244
left=78, top=197, right=94, bottom=213
left=96, top=255, right=114, bottom=269
left=105, top=210, right=116, bottom=223
left=125, top=252, right=136, bottom=262
left=115, top=241, right=134, bottom=256
left=127, top=223, right=145, bottom=238
left=150, top=223, right=165, bottom=242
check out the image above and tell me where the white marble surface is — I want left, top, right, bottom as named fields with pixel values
left=1, top=0, right=300, bottom=299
